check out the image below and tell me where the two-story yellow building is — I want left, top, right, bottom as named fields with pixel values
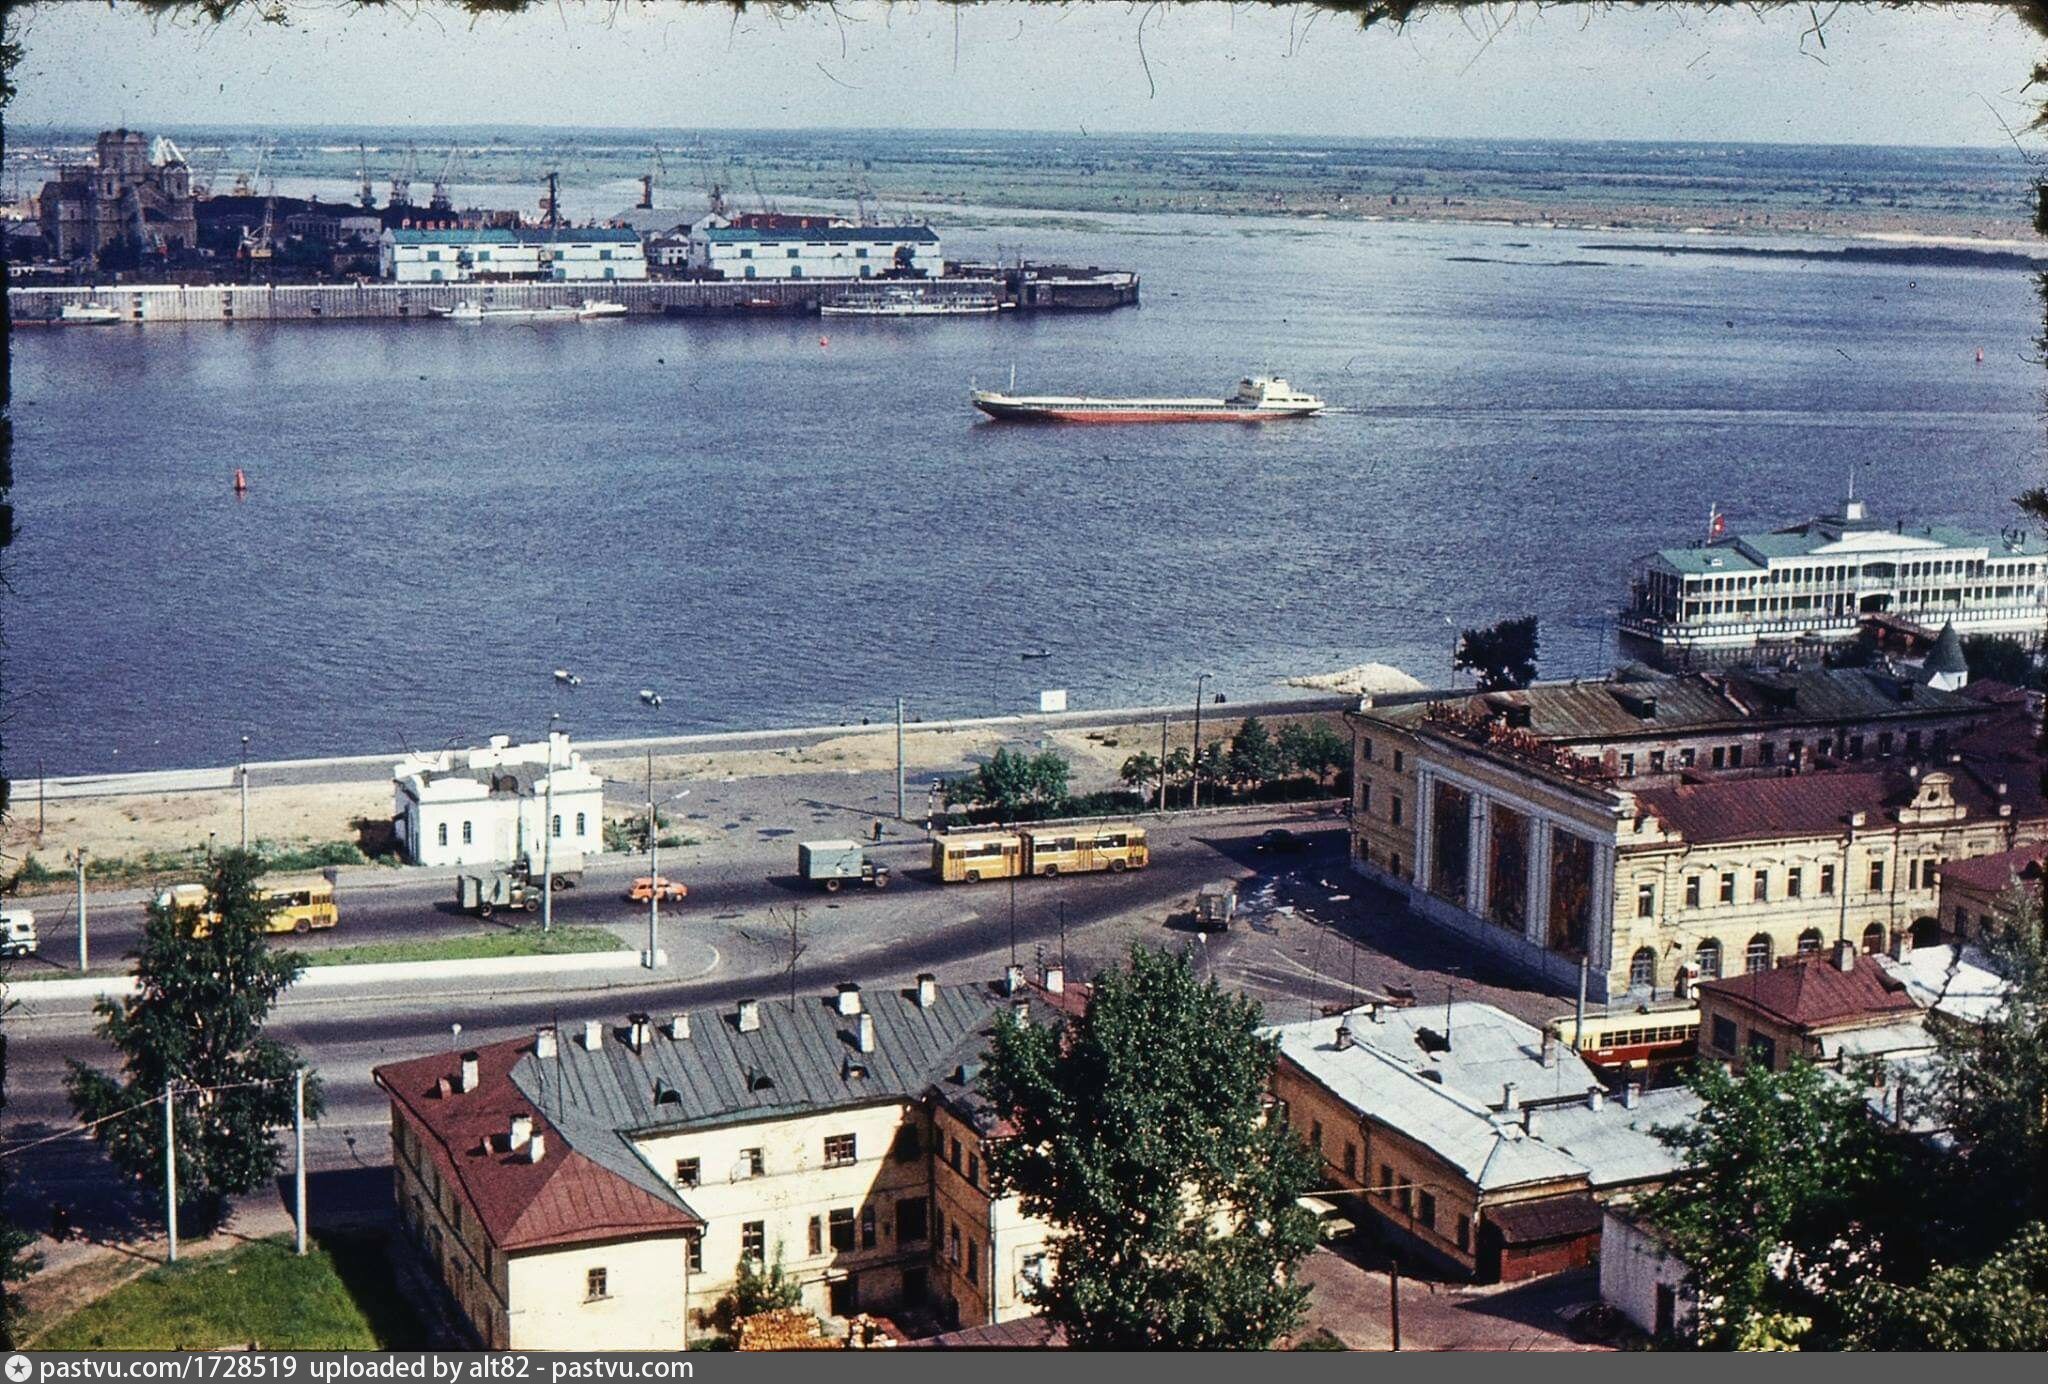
left=1348, top=667, right=2041, bottom=1002
left=374, top=970, right=1071, bottom=1349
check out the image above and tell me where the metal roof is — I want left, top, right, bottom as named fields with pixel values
left=703, top=225, right=939, bottom=245
left=1529, top=1088, right=1702, bottom=1189
left=385, top=228, right=516, bottom=245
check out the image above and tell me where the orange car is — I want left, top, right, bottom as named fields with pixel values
left=627, top=875, right=688, bottom=903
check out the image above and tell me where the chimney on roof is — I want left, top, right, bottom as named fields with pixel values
left=627, top=1013, right=651, bottom=1052
left=1368, top=1002, right=1384, bottom=1024
left=667, top=1014, right=690, bottom=1041
left=526, top=1132, right=546, bottom=1164
left=1042, top=964, right=1064, bottom=995
left=1004, top=964, right=1025, bottom=996
left=916, top=974, right=938, bottom=1009
left=1335, top=1019, right=1356, bottom=1051
left=1587, top=1086, right=1605, bottom=1113
left=836, top=983, right=863, bottom=1016
left=458, top=1052, right=479, bottom=1093
left=1540, top=1028, right=1556, bottom=1068
left=737, top=998, right=761, bottom=1033
left=1011, top=999, right=1032, bottom=1027
left=582, top=1019, right=603, bottom=1051
left=1834, top=939, right=1858, bottom=973
left=1502, top=1082, right=1519, bottom=1112
left=534, top=1027, right=558, bottom=1060
left=857, top=1012, right=876, bottom=1054
left=1998, top=781, right=2009, bottom=797
left=509, top=1113, right=533, bottom=1150
left=1891, top=930, right=1914, bottom=962
left=1624, top=1083, right=1641, bottom=1110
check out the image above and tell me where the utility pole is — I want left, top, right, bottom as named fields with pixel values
left=73, top=849, right=88, bottom=971
left=38, top=760, right=45, bottom=837
left=895, top=697, right=906, bottom=821
left=1575, top=957, right=1588, bottom=1054
left=1191, top=674, right=1212, bottom=810
left=1158, top=715, right=1169, bottom=812
left=1389, top=1260, right=1402, bottom=1351
left=293, top=1068, right=308, bottom=1256
left=239, top=735, right=251, bottom=850
left=163, top=1080, right=179, bottom=1263
left=541, top=714, right=559, bottom=934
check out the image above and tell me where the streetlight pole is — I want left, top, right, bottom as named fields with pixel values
left=73, top=849, right=88, bottom=972
left=239, top=735, right=251, bottom=850
left=1837, top=811, right=1863, bottom=946
left=896, top=696, right=906, bottom=822
left=1190, top=673, right=1212, bottom=810
left=646, top=782, right=689, bottom=971
left=541, top=714, right=560, bottom=934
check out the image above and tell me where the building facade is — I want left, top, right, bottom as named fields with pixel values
left=374, top=973, right=1066, bottom=1350
left=1936, top=844, right=2041, bottom=942
left=1349, top=669, right=2042, bottom=1002
left=379, top=227, right=647, bottom=283
left=390, top=731, right=603, bottom=869
left=688, top=224, right=942, bottom=281
left=38, top=129, right=199, bottom=262
left=1622, top=494, right=2048, bottom=661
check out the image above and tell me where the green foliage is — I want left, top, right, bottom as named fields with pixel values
left=1118, top=751, right=1161, bottom=793
left=602, top=809, right=676, bottom=854
left=942, top=747, right=1073, bottom=818
left=1841, top=1221, right=2048, bottom=1351
left=65, top=850, right=324, bottom=1226
left=1960, top=634, right=2037, bottom=688
left=981, top=946, right=1320, bottom=1349
left=1454, top=614, right=1540, bottom=690
left=1226, top=716, right=1280, bottom=788
left=708, top=1248, right=804, bottom=1340
left=36, top=1232, right=422, bottom=1350
left=1638, top=1057, right=1896, bottom=1350
left=303, top=925, right=621, bottom=968
left=0, top=972, right=44, bottom=1349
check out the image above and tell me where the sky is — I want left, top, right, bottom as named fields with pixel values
left=6, top=1, right=2043, bottom=147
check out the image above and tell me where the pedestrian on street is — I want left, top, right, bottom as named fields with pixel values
left=49, top=1202, right=71, bottom=1243
left=871, top=818, right=884, bottom=843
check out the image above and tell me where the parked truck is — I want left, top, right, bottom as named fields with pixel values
left=455, top=869, right=542, bottom=917
left=798, top=840, right=891, bottom=893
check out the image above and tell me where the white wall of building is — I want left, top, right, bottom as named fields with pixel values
left=688, top=231, right=942, bottom=281
left=392, top=732, right=604, bottom=867
left=1600, top=1207, right=1692, bottom=1340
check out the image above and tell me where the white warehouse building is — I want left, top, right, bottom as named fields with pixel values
left=380, top=226, right=648, bottom=284
left=687, top=224, right=942, bottom=280
left=391, top=731, right=604, bottom=869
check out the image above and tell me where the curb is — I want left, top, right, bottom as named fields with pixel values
left=10, top=947, right=643, bottom=1004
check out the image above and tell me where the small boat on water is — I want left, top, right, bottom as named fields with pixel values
left=576, top=300, right=627, bottom=319
left=59, top=303, right=122, bottom=325
left=442, top=302, right=598, bottom=323
left=823, top=287, right=1000, bottom=318
left=971, top=374, right=1325, bottom=424
left=1020, top=648, right=1052, bottom=660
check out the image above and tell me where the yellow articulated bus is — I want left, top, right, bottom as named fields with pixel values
left=934, top=826, right=1148, bottom=883
left=157, top=876, right=340, bottom=938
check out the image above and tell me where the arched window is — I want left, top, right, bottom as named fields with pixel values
left=575, top=811, right=587, bottom=837
left=1797, top=928, right=1823, bottom=956
left=1911, top=916, right=1941, bottom=948
left=436, top=822, right=448, bottom=847
left=1745, top=933, right=1773, bottom=974
left=1695, top=939, right=1723, bottom=980
left=1629, top=947, right=1657, bottom=992
left=461, top=820, right=473, bottom=845
left=1862, top=922, right=1886, bottom=954
left=552, top=814, right=563, bottom=839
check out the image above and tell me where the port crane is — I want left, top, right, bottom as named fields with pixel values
left=388, top=142, right=418, bottom=208
left=230, top=140, right=269, bottom=198
left=637, top=145, right=666, bottom=210
left=428, top=144, right=461, bottom=214
left=749, top=167, right=777, bottom=215
left=356, top=142, right=375, bottom=208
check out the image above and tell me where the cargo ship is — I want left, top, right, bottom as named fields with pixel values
left=970, top=374, right=1324, bottom=423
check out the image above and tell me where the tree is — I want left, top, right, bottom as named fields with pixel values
left=1226, top=716, right=1280, bottom=790
left=1299, top=725, right=1349, bottom=786
left=0, top=975, right=42, bottom=1349
left=65, top=849, right=323, bottom=1229
left=1118, top=751, right=1160, bottom=794
left=1454, top=614, right=1539, bottom=691
left=1275, top=722, right=1312, bottom=780
left=1841, top=1221, right=2048, bottom=1351
left=708, top=1246, right=804, bottom=1339
left=1025, top=749, right=1071, bottom=808
left=980, top=946, right=1320, bottom=1349
left=1638, top=1057, right=1896, bottom=1350
left=1961, top=634, right=2037, bottom=688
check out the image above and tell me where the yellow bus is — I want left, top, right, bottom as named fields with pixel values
left=933, top=826, right=1149, bottom=883
left=158, top=877, right=340, bottom=938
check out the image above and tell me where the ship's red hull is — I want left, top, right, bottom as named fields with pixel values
left=974, top=403, right=1304, bottom=424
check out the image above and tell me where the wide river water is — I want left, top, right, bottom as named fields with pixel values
left=6, top=210, right=2040, bottom=775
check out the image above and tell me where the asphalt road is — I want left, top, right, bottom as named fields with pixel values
left=1, top=808, right=1355, bottom=1236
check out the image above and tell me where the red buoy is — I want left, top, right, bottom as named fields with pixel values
left=233, top=468, right=248, bottom=494
left=819, top=336, right=829, bottom=348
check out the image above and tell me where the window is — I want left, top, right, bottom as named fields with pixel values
left=1391, top=795, right=1404, bottom=826
left=1719, top=872, right=1736, bottom=905
left=1787, top=867, right=1802, bottom=899
left=1310, top=1119, right=1324, bottom=1151
left=575, top=812, right=586, bottom=837
left=1362, top=736, right=1375, bottom=762
left=1636, top=884, right=1656, bottom=919
left=551, top=814, right=562, bottom=839
left=674, top=1158, right=699, bottom=1189
left=898, top=1197, right=929, bottom=1242
left=1343, top=1143, right=1357, bottom=1178
left=1848, top=735, right=1865, bottom=760
left=829, top=1207, right=856, bottom=1253
left=1820, top=864, right=1835, bottom=896
left=948, top=1225, right=961, bottom=1265
left=1393, top=750, right=1404, bottom=772
left=1711, top=1015, right=1739, bottom=1053
left=1730, top=745, right=1744, bottom=769
left=808, top=1215, right=823, bottom=1256
left=1878, top=732, right=1894, bottom=757
left=585, top=1267, right=608, bottom=1301
left=1696, top=939, right=1724, bottom=980
left=685, top=1231, right=702, bottom=1273
left=861, top=1204, right=877, bottom=1250
left=1863, top=923, right=1886, bottom=954
left=967, top=1153, right=980, bottom=1187
left=1419, top=1192, right=1436, bottom=1229
left=1745, top=934, right=1773, bottom=974
left=1680, top=747, right=1697, bottom=768
left=1685, top=876, right=1701, bottom=909
left=824, top=1133, right=856, bottom=1167
left=1650, top=750, right=1667, bottom=772
left=437, top=822, right=448, bottom=847
left=1630, top=947, right=1656, bottom=991
left=1456, top=1215, right=1471, bottom=1252
left=1797, top=929, right=1823, bottom=956
left=1621, top=753, right=1635, bottom=777
left=741, top=1147, right=764, bottom=1178
left=1379, top=1164, right=1394, bottom=1196
left=948, top=1137, right=961, bottom=1172
left=1711, top=746, right=1726, bottom=770
left=1759, top=742, right=1775, bottom=766
left=1020, top=1252, right=1049, bottom=1291
left=967, top=1239, right=979, bottom=1285
left=1359, top=782, right=1371, bottom=813
left=1397, top=1186, right=1413, bottom=1215
left=1752, top=869, right=1769, bottom=903
left=461, top=820, right=472, bottom=845
left=891, top=1126, right=922, bottom=1162
left=1869, top=860, right=1886, bottom=893
left=1790, top=739, right=1805, bottom=766
left=1749, top=1033, right=1778, bottom=1069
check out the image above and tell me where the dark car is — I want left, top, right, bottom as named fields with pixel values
left=1256, top=828, right=1304, bottom=853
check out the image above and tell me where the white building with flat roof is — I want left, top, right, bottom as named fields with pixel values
left=687, top=224, right=942, bottom=281
left=391, top=730, right=603, bottom=868
left=379, top=227, right=647, bottom=283
left=1623, top=494, right=2048, bottom=659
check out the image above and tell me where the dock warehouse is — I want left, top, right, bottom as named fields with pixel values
left=687, top=224, right=943, bottom=280
left=381, top=226, right=648, bottom=283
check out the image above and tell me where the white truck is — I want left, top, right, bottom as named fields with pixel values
left=797, top=840, right=890, bottom=893
left=1, top=906, right=39, bottom=958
